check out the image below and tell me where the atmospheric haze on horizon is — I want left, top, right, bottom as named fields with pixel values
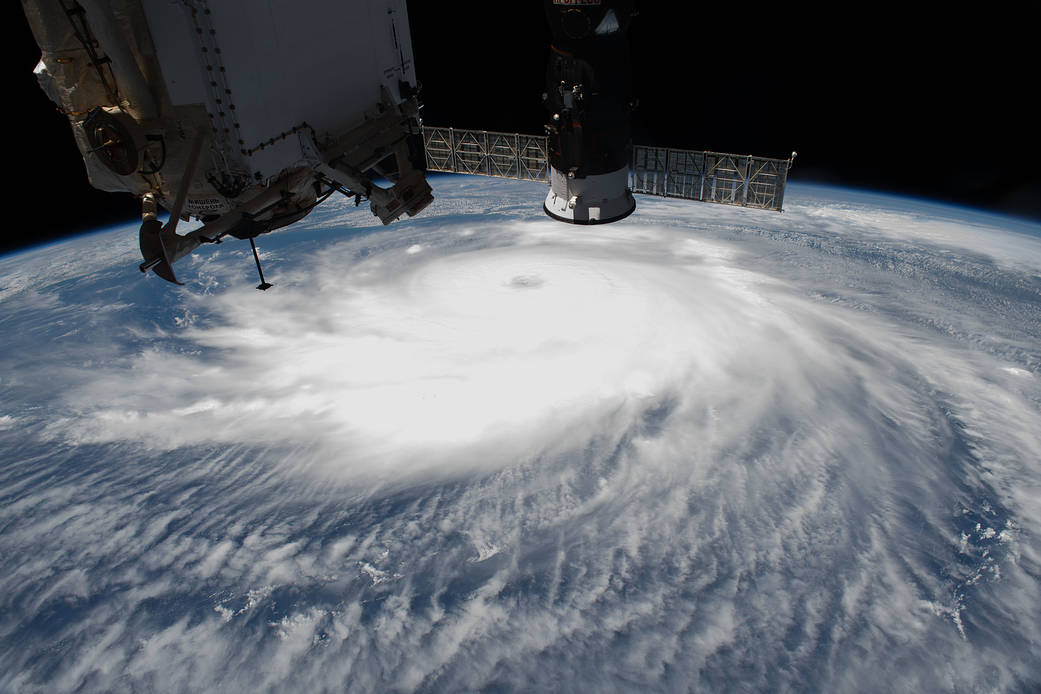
left=1, top=178, right=1040, bottom=692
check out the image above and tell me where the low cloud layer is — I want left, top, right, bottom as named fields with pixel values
left=1, top=179, right=1040, bottom=692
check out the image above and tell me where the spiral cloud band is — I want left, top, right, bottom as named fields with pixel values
left=1, top=177, right=1040, bottom=691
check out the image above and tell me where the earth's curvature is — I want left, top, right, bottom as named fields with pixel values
left=1, top=176, right=1040, bottom=692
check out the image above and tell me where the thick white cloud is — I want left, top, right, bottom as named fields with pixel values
left=1, top=179, right=1040, bottom=692
left=50, top=218, right=795, bottom=481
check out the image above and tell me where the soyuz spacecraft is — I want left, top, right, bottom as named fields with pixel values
left=541, top=0, right=635, bottom=225
left=22, top=0, right=793, bottom=288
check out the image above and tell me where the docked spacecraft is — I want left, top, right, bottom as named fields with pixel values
left=22, top=0, right=432, bottom=287
left=542, top=0, right=636, bottom=224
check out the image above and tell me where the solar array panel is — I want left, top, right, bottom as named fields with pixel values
left=422, top=127, right=793, bottom=212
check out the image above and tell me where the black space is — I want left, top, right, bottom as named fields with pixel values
left=8, top=4, right=1038, bottom=256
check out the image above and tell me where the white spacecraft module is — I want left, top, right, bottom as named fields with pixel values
left=23, top=0, right=433, bottom=286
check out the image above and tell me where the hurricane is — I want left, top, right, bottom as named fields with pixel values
left=1, top=177, right=1039, bottom=692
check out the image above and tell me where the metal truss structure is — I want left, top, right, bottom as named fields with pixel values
left=630, top=147, right=792, bottom=211
left=422, top=127, right=549, bottom=182
left=422, top=126, right=794, bottom=212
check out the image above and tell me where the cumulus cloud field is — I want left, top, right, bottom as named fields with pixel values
left=1, top=177, right=1040, bottom=692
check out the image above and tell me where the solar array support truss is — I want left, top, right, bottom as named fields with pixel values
left=422, top=126, right=793, bottom=212
left=630, top=147, right=793, bottom=211
left=422, top=127, right=550, bottom=183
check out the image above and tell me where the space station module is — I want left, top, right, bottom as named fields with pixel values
left=22, top=0, right=432, bottom=285
left=542, top=0, right=636, bottom=224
